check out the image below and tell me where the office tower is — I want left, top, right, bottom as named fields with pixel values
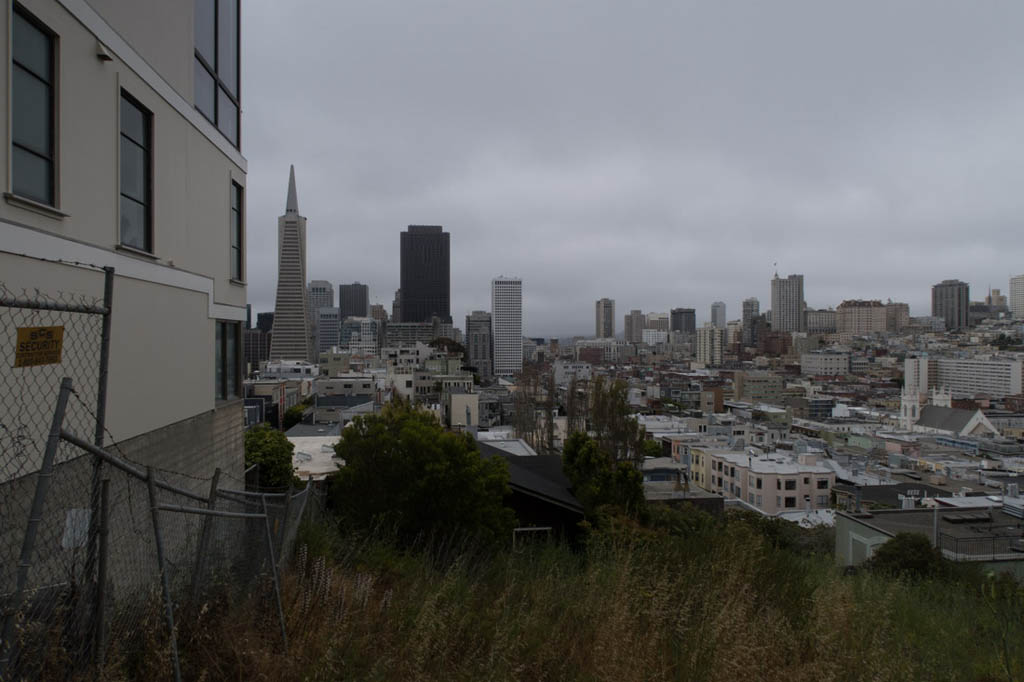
left=270, top=166, right=313, bottom=361
left=466, top=311, right=494, bottom=380
left=308, top=280, right=333, bottom=312
left=711, top=301, right=727, bottom=329
left=931, top=279, right=969, bottom=331
left=885, top=301, right=910, bottom=332
left=492, top=277, right=523, bottom=377
left=307, top=279, right=333, bottom=351
left=246, top=304, right=252, bottom=329
left=770, top=273, right=805, bottom=332
left=671, top=308, right=696, bottom=334
left=624, top=309, right=645, bottom=343
left=696, top=325, right=725, bottom=366
left=256, top=312, right=274, bottom=334
left=400, top=225, right=450, bottom=322
left=595, top=298, right=615, bottom=338
left=741, top=298, right=760, bottom=345
left=646, top=312, right=669, bottom=331
left=339, top=281, right=370, bottom=320
left=244, top=328, right=271, bottom=373
left=370, top=304, right=388, bottom=322
left=1010, top=276, right=1024, bottom=319
left=317, top=307, right=340, bottom=352
left=340, top=317, right=380, bottom=356
left=392, top=289, right=402, bottom=322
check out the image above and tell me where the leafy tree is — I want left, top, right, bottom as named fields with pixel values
left=429, top=337, right=465, bottom=356
left=282, top=404, right=306, bottom=430
left=563, top=432, right=646, bottom=518
left=866, top=532, right=948, bottom=579
left=588, top=376, right=646, bottom=465
left=245, top=424, right=298, bottom=489
left=329, top=401, right=516, bottom=546
left=640, top=439, right=662, bottom=459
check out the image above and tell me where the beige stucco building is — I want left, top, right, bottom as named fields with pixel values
left=1, top=0, right=247, bottom=478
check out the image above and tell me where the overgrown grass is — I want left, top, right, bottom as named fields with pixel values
left=106, top=510, right=1024, bottom=681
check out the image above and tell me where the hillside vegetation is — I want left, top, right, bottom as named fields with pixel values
left=116, top=506, right=1023, bottom=682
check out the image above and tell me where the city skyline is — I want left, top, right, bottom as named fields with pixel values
left=240, top=2, right=1024, bottom=337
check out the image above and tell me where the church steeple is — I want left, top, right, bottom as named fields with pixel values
left=285, top=164, right=299, bottom=214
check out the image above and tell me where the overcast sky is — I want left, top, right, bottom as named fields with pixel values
left=240, top=0, right=1024, bottom=338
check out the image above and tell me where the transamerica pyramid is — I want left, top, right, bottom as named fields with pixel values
left=269, top=165, right=313, bottom=362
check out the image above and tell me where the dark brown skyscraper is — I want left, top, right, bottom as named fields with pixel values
left=400, top=225, right=450, bottom=323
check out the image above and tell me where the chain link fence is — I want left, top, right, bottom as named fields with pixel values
left=0, top=273, right=310, bottom=681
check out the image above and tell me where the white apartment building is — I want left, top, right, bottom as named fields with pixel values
left=642, top=328, right=668, bottom=346
left=905, top=356, right=1024, bottom=398
left=491, top=277, right=523, bottom=377
left=696, top=325, right=725, bottom=366
left=1, top=0, right=246, bottom=477
left=1011, top=275, right=1024, bottom=320
left=691, top=449, right=835, bottom=515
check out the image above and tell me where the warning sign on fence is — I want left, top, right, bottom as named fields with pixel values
left=14, top=326, right=65, bottom=367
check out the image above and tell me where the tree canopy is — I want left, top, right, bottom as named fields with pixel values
left=563, top=432, right=646, bottom=519
left=244, top=424, right=298, bottom=489
left=330, top=401, right=516, bottom=546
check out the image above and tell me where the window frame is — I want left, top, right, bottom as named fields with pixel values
left=215, top=320, right=241, bottom=400
left=194, top=0, right=240, bottom=147
left=10, top=4, right=57, bottom=207
left=118, top=90, right=153, bottom=253
left=229, top=180, right=244, bottom=281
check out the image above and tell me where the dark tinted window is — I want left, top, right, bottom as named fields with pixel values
left=11, top=8, right=54, bottom=205
left=119, top=92, right=152, bottom=251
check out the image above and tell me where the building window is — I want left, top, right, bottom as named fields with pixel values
left=11, top=7, right=55, bottom=205
left=756, top=495, right=762, bottom=507
left=776, top=479, right=781, bottom=490
left=119, top=92, right=152, bottom=251
left=215, top=320, right=239, bottom=400
left=230, top=181, right=243, bottom=279
left=784, top=479, right=796, bottom=490
left=803, top=477, right=810, bottom=485
left=785, top=497, right=797, bottom=508
left=816, top=495, right=828, bottom=507
left=756, top=478, right=762, bottom=489
left=194, top=0, right=240, bottom=146
left=776, top=496, right=781, bottom=507
left=817, top=479, right=829, bottom=489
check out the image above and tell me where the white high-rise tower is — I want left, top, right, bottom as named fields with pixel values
left=269, top=166, right=313, bottom=361
left=492, top=277, right=523, bottom=377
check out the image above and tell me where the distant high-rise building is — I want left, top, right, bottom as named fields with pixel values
left=392, top=289, right=402, bottom=323
left=340, top=317, right=380, bottom=356
left=741, top=298, right=760, bottom=346
left=770, top=273, right=805, bottom=332
left=246, top=304, right=252, bottom=330
left=671, top=308, right=696, bottom=334
left=624, top=309, right=645, bottom=343
left=256, top=312, right=274, bottom=334
left=244, top=329, right=271, bottom=373
left=710, top=301, right=727, bottom=329
left=400, top=225, right=450, bottom=322
left=885, top=301, right=910, bottom=332
left=370, top=304, right=388, bottom=322
left=492, top=277, right=523, bottom=377
left=269, top=166, right=313, bottom=361
left=932, top=279, right=969, bottom=331
left=339, top=282, right=370, bottom=320
left=646, top=312, right=669, bottom=331
left=466, top=311, right=494, bottom=380
left=307, top=279, right=333, bottom=352
left=696, top=324, right=725, bottom=366
left=317, top=307, right=340, bottom=352
left=595, top=298, right=615, bottom=338
left=1011, top=275, right=1024, bottom=319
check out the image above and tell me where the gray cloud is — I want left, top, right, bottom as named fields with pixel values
left=241, top=0, right=1024, bottom=336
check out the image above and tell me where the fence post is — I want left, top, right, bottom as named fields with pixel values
left=93, top=478, right=110, bottom=669
left=278, top=479, right=294, bottom=559
left=86, top=265, right=114, bottom=660
left=261, top=495, right=288, bottom=651
left=191, top=468, right=222, bottom=601
left=0, top=377, right=73, bottom=675
left=147, top=467, right=182, bottom=682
